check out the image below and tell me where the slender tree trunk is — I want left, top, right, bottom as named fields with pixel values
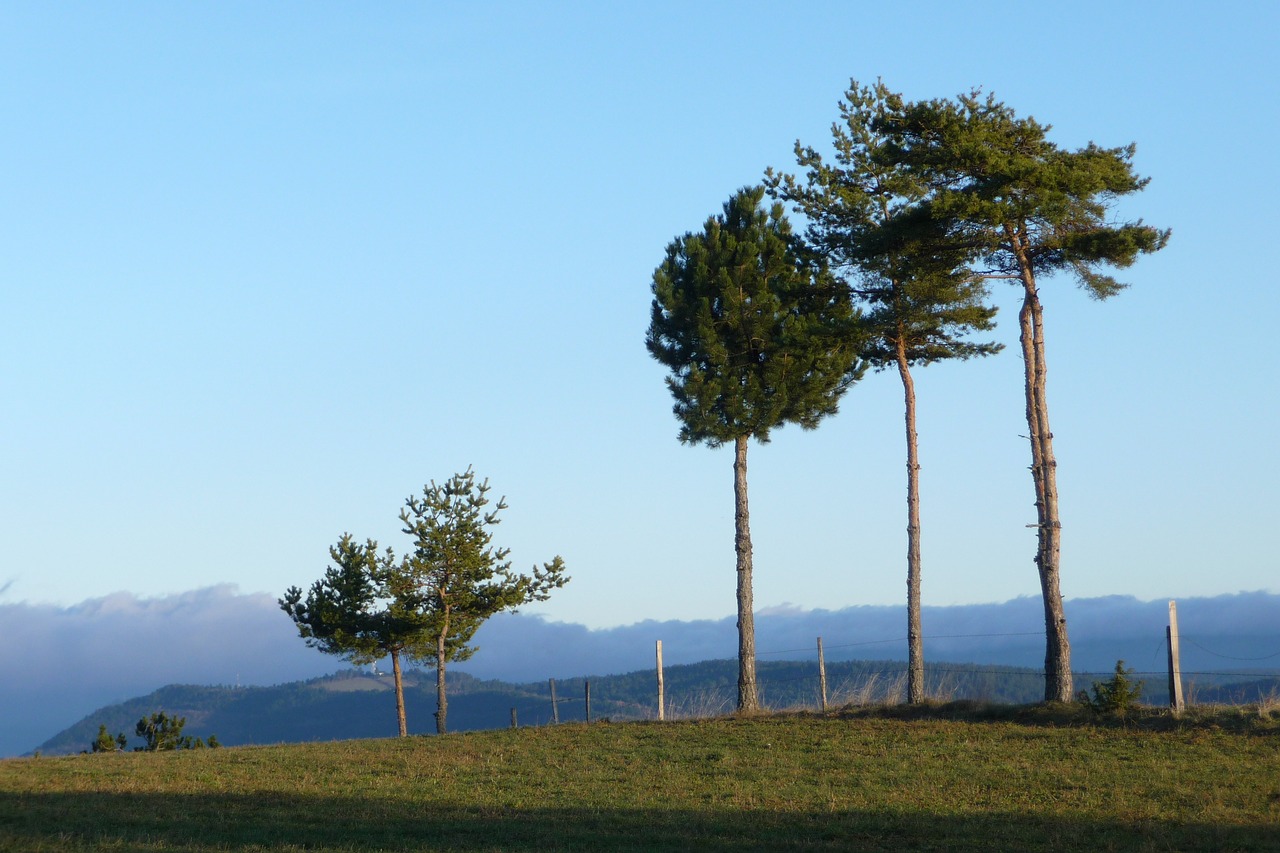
left=733, top=435, right=759, bottom=712
left=1010, top=226, right=1072, bottom=702
left=896, top=341, right=925, bottom=704
left=435, top=627, right=449, bottom=734
left=390, top=649, right=407, bottom=737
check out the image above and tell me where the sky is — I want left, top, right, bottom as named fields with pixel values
left=2, top=2, right=1278, bottom=632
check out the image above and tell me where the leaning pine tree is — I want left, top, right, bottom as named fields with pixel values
left=767, top=80, right=1002, bottom=704
left=646, top=186, right=864, bottom=712
left=881, top=90, right=1169, bottom=701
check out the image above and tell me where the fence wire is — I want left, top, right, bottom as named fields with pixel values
left=492, top=628, right=1280, bottom=727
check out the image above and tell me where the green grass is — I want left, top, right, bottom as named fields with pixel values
left=2, top=705, right=1278, bottom=852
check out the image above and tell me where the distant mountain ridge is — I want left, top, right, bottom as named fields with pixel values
left=32, top=659, right=1280, bottom=756
left=7, top=589, right=1278, bottom=758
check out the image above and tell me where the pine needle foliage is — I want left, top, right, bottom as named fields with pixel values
left=645, top=185, right=864, bottom=448
left=90, top=725, right=126, bottom=753
left=133, top=712, right=218, bottom=751
left=767, top=80, right=1001, bottom=372
left=281, top=535, right=444, bottom=737
left=879, top=89, right=1170, bottom=298
left=399, top=468, right=569, bottom=734
left=280, top=535, right=419, bottom=664
left=1080, top=661, right=1146, bottom=716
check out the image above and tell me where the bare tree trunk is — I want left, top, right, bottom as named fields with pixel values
left=434, top=630, right=448, bottom=734
left=390, top=649, right=407, bottom=737
left=734, top=435, right=759, bottom=712
left=1011, top=226, right=1072, bottom=702
left=897, top=341, right=925, bottom=704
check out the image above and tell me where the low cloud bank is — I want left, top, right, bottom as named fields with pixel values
left=0, top=585, right=335, bottom=758
left=2, top=587, right=1276, bottom=757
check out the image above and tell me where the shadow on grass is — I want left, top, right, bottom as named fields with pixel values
left=2, top=791, right=1275, bottom=852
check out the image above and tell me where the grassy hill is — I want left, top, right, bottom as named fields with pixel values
left=4, top=706, right=1279, bottom=852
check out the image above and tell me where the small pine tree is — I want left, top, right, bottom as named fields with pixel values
left=281, top=534, right=435, bottom=737
left=135, top=712, right=187, bottom=751
left=132, top=712, right=220, bottom=750
left=400, top=468, right=570, bottom=735
left=91, top=724, right=124, bottom=753
left=1080, top=660, right=1145, bottom=715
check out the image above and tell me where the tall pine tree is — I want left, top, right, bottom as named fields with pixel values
left=646, top=186, right=863, bottom=711
left=881, top=90, right=1169, bottom=701
left=767, top=80, right=1002, bottom=704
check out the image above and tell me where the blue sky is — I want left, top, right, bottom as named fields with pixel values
left=2, top=2, right=1277, bottom=629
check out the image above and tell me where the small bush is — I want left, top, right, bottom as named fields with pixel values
left=134, top=712, right=220, bottom=751
left=1079, top=660, right=1145, bottom=716
left=90, top=724, right=127, bottom=753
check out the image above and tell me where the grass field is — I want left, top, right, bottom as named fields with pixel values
left=2, top=704, right=1277, bottom=852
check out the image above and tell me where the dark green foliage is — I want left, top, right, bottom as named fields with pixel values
left=89, top=724, right=125, bottom=753
left=646, top=186, right=864, bottom=712
left=133, top=711, right=216, bottom=751
left=877, top=87, right=1170, bottom=296
left=1080, top=661, right=1146, bottom=715
left=767, top=80, right=1001, bottom=372
left=280, top=535, right=429, bottom=667
left=281, top=532, right=443, bottom=735
left=135, top=712, right=185, bottom=751
left=646, top=185, right=864, bottom=447
left=767, top=81, right=1003, bottom=706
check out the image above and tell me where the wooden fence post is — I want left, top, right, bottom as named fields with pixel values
left=510, top=707, right=518, bottom=729
left=656, top=640, right=665, bottom=721
left=549, top=678, right=560, bottom=724
left=1167, top=600, right=1185, bottom=714
left=585, top=679, right=592, bottom=723
left=817, top=636, right=828, bottom=714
